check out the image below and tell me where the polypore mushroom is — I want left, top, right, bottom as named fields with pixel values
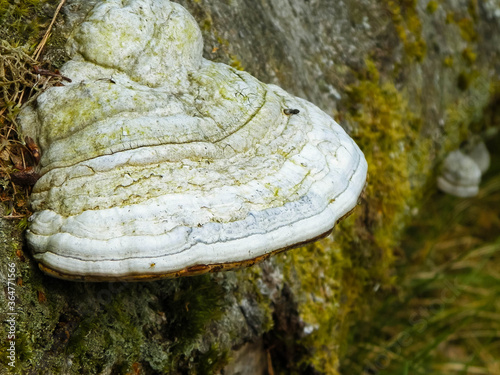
left=19, top=0, right=367, bottom=281
left=437, top=150, right=481, bottom=198
left=437, top=141, right=490, bottom=198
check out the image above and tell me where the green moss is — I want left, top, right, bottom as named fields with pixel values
left=342, top=126, right=500, bottom=374
left=335, top=56, right=495, bottom=373
left=467, top=0, right=479, bottom=21
left=64, top=294, right=143, bottom=371
left=279, top=239, right=346, bottom=373
left=426, top=1, right=438, bottom=14
left=445, top=12, right=454, bottom=24
left=462, top=47, right=477, bottom=65
left=457, top=17, right=478, bottom=42
left=229, top=55, right=245, bottom=71
left=384, top=0, right=427, bottom=62
left=341, top=58, right=428, bottom=276
left=0, top=274, right=231, bottom=374
left=195, top=344, right=230, bottom=375
left=200, top=18, right=213, bottom=32
left=443, top=56, right=454, bottom=68
left=0, top=0, right=58, bottom=49
left=445, top=11, right=478, bottom=43
left=277, top=59, right=436, bottom=373
left=164, top=276, right=226, bottom=347
left=17, top=217, right=28, bottom=231
left=443, top=75, right=491, bottom=153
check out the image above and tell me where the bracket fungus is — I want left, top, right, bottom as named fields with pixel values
left=19, top=0, right=367, bottom=281
left=437, top=141, right=490, bottom=198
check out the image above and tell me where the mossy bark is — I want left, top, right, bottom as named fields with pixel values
left=1, top=0, right=499, bottom=374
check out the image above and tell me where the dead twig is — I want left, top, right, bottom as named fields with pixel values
left=32, top=0, right=67, bottom=60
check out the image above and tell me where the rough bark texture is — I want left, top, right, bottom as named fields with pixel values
left=1, top=0, right=499, bottom=374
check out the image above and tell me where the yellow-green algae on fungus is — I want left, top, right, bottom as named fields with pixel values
left=18, top=0, right=367, bottom=281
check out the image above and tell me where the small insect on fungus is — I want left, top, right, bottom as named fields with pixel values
left=284, top=108, right=300, bottom=115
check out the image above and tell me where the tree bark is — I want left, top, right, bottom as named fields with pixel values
left=1, top=0, right=499, bottom=374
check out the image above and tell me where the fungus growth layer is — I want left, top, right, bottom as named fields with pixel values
left=19, top=0, right=367, bottom=281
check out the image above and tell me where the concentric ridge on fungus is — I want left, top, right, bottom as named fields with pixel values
left=19, top=0, right=368, bottom=281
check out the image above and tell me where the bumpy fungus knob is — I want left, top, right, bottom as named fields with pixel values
left=67, top=0, right=203, bottom=87
left=19, top=0, right=367, bottom=281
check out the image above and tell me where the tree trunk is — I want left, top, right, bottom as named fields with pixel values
left=1, top=0, right=499, bottom=374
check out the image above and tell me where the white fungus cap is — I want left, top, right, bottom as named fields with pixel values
left=437, top=150, right=481, bottom=198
